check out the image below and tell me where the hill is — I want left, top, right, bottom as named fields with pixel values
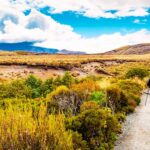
left=104, top=43, right=150, bottom=55
left=0, top=42, right=86, bottom=54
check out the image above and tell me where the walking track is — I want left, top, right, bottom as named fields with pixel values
left=115, top=90, right=150, bottom=150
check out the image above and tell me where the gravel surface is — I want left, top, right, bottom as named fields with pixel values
left=115, top=90, right=150, bottom=150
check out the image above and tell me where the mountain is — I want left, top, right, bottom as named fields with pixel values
left=0, top=42, right=86, bottom=54
left=103, top=43, right=150, bottom=55
left=57, top=49, right=86, bottom=54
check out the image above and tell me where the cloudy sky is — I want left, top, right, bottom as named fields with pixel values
left=0, top=0, right=150, bottom=53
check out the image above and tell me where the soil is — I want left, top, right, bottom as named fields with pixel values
left=0, top=62, right=111, bottom=80
left=115, top=90, right=150, bottom=150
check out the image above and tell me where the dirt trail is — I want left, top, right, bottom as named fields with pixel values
left=115, top=90, right=150, bottom=150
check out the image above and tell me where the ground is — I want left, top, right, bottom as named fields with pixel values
left=0, top=51, right=148, bottom=80
left=115, top=89, right=150, bottom=150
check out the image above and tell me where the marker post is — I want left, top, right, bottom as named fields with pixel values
left=145, top=88, right=150, bottom=106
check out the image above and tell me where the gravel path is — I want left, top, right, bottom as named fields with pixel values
left=115, top=89, right=150, bottom=150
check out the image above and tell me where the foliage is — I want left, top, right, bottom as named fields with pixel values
left=61, top=71, right=75, bottom=87
left=25, top=75, right=43, bottom=98
left=66, top=107, right=121, bottom=150
left=0, top=80, right=32, bottom=99
left=80, top=101, right=100, bottom=112
left=107, top=86, right=129, bottom=114
left=125, top=67, right=149, bottom=79
left=90, top=91, right=106, bottom=105
left=0, top=73, right=75, bottom=99
left=71, top=80, right=100, bottom=101
left=117, top=79, right=143, bottom=107
left=0, top=106, right=73, bottom=150
left=47, top=86, right=81, bottom=115
left=0, top=73, right=144, bottom=149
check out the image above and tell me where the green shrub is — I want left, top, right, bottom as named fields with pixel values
left=40, top=78, right=54, bottom=97
left=25, top=75, right=42, bottom=98
left=107, top=86, right=129, bottom=113
left=62, top=71, right=74, bottom=87
left=66, top=107, right=121, bottom=150
left=125, top=68, right=149, bottom=79
left=0, top=74, right=144, bottom=149
left=117, top=79, right=143, bottom=108
left=0, top=80, right=32, bottom=99
left=90, top=91, right=106, bottom=105
left=118, top=80, right=142, bottom=96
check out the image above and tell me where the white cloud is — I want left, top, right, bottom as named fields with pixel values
left=133, top=18, right=148, bottom=24
left=27, top=0, right=150, bottom=18
left=0, top=0, right=150, bottom=54
left=133, top=19, right=140, bottom=24
left=1, top=0, right=150, bottom=18
left=35, top=29, right=150, bottom=53
left=115, top=8, right=149, bottom=17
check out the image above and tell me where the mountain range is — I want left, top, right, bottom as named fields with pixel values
left=1, top=42, right=150, bottom=55
left=0, top=42, right=86, bottom=54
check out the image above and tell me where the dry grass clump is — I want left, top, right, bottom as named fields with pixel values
left=0, top=106, right=73, bottom=150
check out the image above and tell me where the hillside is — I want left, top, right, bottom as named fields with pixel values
left=104, top=43, right=150, bottom=55
left=0, top=42, right=86, bottom=54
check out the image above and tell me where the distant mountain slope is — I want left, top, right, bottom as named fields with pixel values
left=0, top=42, right=86, bottom=54
left=104, top=43, right=150, bottom=55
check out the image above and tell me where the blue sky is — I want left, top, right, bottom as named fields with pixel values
left=0, top=0, right=150, bottom=53
left=49, top=11, right=150, bottom=37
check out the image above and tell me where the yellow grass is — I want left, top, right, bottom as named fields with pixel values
left=0, top=52, right=150, bottom=67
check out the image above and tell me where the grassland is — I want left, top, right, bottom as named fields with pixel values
left=0, top=51, right=150, bottom=80
left=0, top=50, right=149, bottom=149
left=1, top=51, right=150, bottom=67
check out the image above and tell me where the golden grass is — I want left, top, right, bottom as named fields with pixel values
left=0, top=53, right=150, bottom=67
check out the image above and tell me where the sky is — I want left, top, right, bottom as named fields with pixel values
left=0, top=0, right=150, bottom=54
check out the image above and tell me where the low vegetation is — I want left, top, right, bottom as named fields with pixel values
left=0, top=52, right=149, bottom=70
left=125, top=67, right=149, bottom=79
left=0, top=52, right=149, bottom=149
left=0, top=67, right=145, bottom=149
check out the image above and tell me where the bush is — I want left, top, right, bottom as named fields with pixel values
left=117, top=79, right=143, bottom=107
left=0, top=74, right=144, bottom=149
left=118, top=80, right=143, bottom=96
left=0, top=80, right=32, bottom=99
left=107, top=86, right=129, bottom=113
left=71, top=80, right=100, bottom=101
left=71, top=132, right=89, bottom=150
left=66, top=108, right=121, bottom=150
left=47, top=86, right=81, bottom=115
left=61, top=72, right=75, bottom=87
left=125, top=68, right=149, bottom=79
left=25, top=75, right=42, bottom=98
left=0, top=106, right=73, bottom=150
left=80, top=101, right=100, bottom=112
left=90, top=91, right=106, bottom=105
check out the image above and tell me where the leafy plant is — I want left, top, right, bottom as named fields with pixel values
left=90, top=91, right=106, bottom=105
left=125, top=68, right=149, bottom=79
